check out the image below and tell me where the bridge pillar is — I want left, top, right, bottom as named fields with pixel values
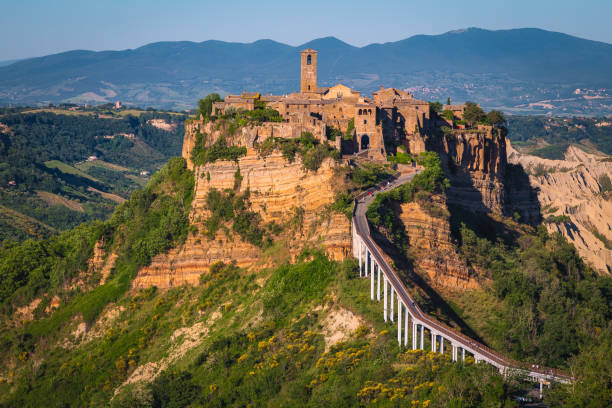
left=440, top=336, right=444, bottom=354
left=390, top=288, right=394, bottom=322
left=358, top=240, right=362, bottom=277
left=420, top=325, right=424, bottom=350
left=404, top=308, right=409, bottom=347
left=397, top=298, right=402, bottom=346
left=364, top=250, right=369, bottom=277
left=539, top=380, right=543, bottom=400
left=370, top=263, right=375, bottom=300
left=461, top=347, right=466, bottom=362
left=431, top=332, right=436, bottom=352
left=369, top=250, right=374, bottom=278
left=376, top=265, right=381, bottom=301
left=383, top=276, right=388, bottom=321
left=412, top=322, right=417, bottom=350
left=452, top=344, right=457, bottom=361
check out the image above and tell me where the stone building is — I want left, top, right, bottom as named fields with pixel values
left=212, top=48, right=469, bottom=161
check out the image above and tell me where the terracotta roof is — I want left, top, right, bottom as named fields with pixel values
left=301, top=48, right=318, bottom=53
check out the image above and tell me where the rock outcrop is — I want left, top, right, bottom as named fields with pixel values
left=133, top=150, right=351, bottom=289
left=407, top=126, right=508, bottom=215
left=508, top=143, right=612, bottom=274
left=398, top=198, right=477, bottom=289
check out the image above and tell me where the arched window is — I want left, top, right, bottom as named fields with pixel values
left=368, top=109, right=372, bottom=115
left=307, top=55, right=312, bottom=65
left=358, top=109, right=362, bottom=115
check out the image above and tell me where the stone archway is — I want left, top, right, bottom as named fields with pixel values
left=360, top=134, right=370, bottom=150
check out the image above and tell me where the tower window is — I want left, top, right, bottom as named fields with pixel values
left=307, top=55, right=312, bottom=65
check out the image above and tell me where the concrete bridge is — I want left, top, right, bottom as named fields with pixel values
left=351, top=170, right=572, bottom=391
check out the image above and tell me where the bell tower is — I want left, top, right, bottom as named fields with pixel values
left=300, top=49, right=318, bottom=94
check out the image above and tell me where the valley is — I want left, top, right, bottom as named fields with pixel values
left=0, top=106, right=188, bottom=241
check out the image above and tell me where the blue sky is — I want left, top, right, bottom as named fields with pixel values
left=1, top=0, right=611, bottom=60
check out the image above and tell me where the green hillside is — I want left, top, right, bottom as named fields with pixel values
left=0, top=108, right=187, bottom=242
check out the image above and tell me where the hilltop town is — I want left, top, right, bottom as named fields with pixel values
left=204, top=48, right=493, bottom=163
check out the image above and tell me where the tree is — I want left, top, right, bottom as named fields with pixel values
left=463, top=102, right=486, bottom=127
left=442, top=110, right=455, bottom=121
left=429, top=101, right=442, bottom=116
left=447, top=97, right=451, bottom=105
left=197, top=93, right=223, bottom=120
left=486, top=110, right=506, bottom=126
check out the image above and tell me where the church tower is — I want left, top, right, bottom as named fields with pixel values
left=300, top=49, right=317, bottom=94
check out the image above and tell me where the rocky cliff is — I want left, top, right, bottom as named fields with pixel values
left=398, top=198, right=478, bottom=289
left=133, top=149, right=351, bottom=288
left=182, top=118, right=318, bottom=170
left=407, top=126, right=508, bottom=215
left=508, top=143, right=612, bottom=274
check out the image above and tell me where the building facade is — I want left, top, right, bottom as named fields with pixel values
left=212, top=48, right=461, bottom=160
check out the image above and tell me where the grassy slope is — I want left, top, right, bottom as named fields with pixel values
left=0, top=156, right=520, bottom=407
left=0, top=253, right=516, bottom=408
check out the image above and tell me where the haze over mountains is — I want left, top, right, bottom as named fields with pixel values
left=1, top=27, right=612, bottom=115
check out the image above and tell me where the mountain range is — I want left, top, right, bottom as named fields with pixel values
left=1, top=27, right=612, bottom=114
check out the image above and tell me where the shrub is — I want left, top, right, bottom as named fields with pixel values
left=196, top=93, right=223, bottom=121
left=326, top=126, right=342, bottom=141
left=255, top=133, right=339, bottom=172
left=351, top=163, right=393, bottom=188
left=544, top=215, right=571, bottom=224
left=191, top=133, right=247, bottom=166
left=330, top=193, right=353, bottom=220
left=344, top=118, right=355, bottom=140
left=599, top=174, right=612, bottom=193
left=150, top=371, right=200, bottom=408
left=441, top=110, right=455, bottom=121
left=203, top=188, right=270, bottom=248
left=263, top=250, right=337, bottom=319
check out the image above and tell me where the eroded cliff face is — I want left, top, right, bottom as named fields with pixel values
left=508, top=143, right=612, bottom=274
left=407, top=127, right=508, bottom=215
left=398, top=198, right=478, bottom=289
left=133, top=150, right=351, bottom=289
left=182, top=118, right=321, bottom=170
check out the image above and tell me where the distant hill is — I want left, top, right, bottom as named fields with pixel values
left=1, top=28, right=612, bottom=114
left=0, top=108, right=186, bottom=241
left=0, top=59, right=22, bottom=67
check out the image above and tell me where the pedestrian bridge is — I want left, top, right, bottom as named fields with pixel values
left=351, top=170, right=572, bottom=388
